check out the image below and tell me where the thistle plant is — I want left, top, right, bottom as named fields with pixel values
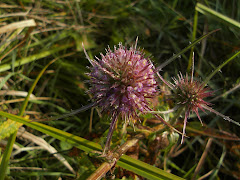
left=171, top=72, right=215, bottom=143
left=158, top=56, right=239, bottom=143
left=83, top=38, right=159, bottom=153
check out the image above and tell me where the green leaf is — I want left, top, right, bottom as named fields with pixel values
left=0, top=119, right=22, bottom=140
left=0, top=112, right=185, bottom=180
left=60, top=141, right=73, bottom=150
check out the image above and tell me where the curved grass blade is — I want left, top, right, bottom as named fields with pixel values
left=0, top=112, right=185, bottom=180
left=156, top=29, right=219, bottom=71
left=0, top=112, right=101, bottom=152
left=209, top=145, right=226, bottom=180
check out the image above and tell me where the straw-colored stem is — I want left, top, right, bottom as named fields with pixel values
left=87, top=135, right=143, bottom=180
left=191, top=138, right=213, bottom=180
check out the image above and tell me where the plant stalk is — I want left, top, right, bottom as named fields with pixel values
left=87, top=135, right=143, bottom=180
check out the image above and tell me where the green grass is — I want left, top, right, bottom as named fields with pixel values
left=0, top=0, right=240, bottom=179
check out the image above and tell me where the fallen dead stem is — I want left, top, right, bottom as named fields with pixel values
left=87, top=134, right=144, bottom=180
left=191, top=138, right=213, bottom=180
left=17, top=127, right=76, bottom=174
left=0, top=19, right=36, bottom=34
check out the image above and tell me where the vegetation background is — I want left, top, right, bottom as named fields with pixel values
left=0, top=0, right=239, bottom=179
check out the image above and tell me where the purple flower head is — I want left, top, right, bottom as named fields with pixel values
left=83, top=39, right=158, bottom=153
left=86, top=40, right=157, bottom=121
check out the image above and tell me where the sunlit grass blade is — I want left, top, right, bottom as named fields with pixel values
left=118, top=155, right=185, bottom=180
left=0, top=43, right=73, bottom=73
left=0, top=19, right=36, bottom=34
left=0, top=111, right=102, bottom=151
left=196, top=3, right=240, bottom=29
left=156, top=29, right=219, bottom=71
left=0, top=112, right=185, bottom=180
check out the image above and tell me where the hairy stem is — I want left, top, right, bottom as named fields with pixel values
left=103, top=112, right=119, bottom=154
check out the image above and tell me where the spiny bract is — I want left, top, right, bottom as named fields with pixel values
left=171, top=72, right=237, bottom=143
left=172, top=73, right=213, bottom=124
left=172, top=73, right=214, bottom=143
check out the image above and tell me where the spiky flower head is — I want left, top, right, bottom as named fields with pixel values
left=89, top=43, right=157, bottom=118
left=82, top=39, right=159, bottom=153
left=172, top=73, right=213, bottom=125
left=170, top=72, right=237, bottom=143
left=85, top=39, right=158, bottom=122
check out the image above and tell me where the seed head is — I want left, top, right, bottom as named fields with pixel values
left=170, top=72, right=239, bottom=143
left=172, top=73, right=214, bottom=124
left=171, top=73, right=214, bottom=143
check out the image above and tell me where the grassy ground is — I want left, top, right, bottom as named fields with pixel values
left=0, top=0, right=240, bottom=179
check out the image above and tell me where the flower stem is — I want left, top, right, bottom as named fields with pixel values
left=103, top=112, right=119, bottom=154
left=169, top=106, right=185, bottom=125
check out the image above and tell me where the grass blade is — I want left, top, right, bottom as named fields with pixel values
left=0, top=72, right=17, bottom=90
left=196, top=3, right=240, bottom=29
left=156, top=29, right=219, bottom=71
left=0, top=132, right=17, bottom=179
left=119, top=154, right=185, bottom=180
left=0, top=43, right=73, bottom=73
left=0, top=58, right=60, bottom=179
left=0, top=112, right=102, bottom=152
left=203, top=50, right=240, bottom=86
left=209, top=145, right=226, bottom=180
left=0, top=112, right=185, bottom=180
left=187, top=9, right=198, bottom=72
